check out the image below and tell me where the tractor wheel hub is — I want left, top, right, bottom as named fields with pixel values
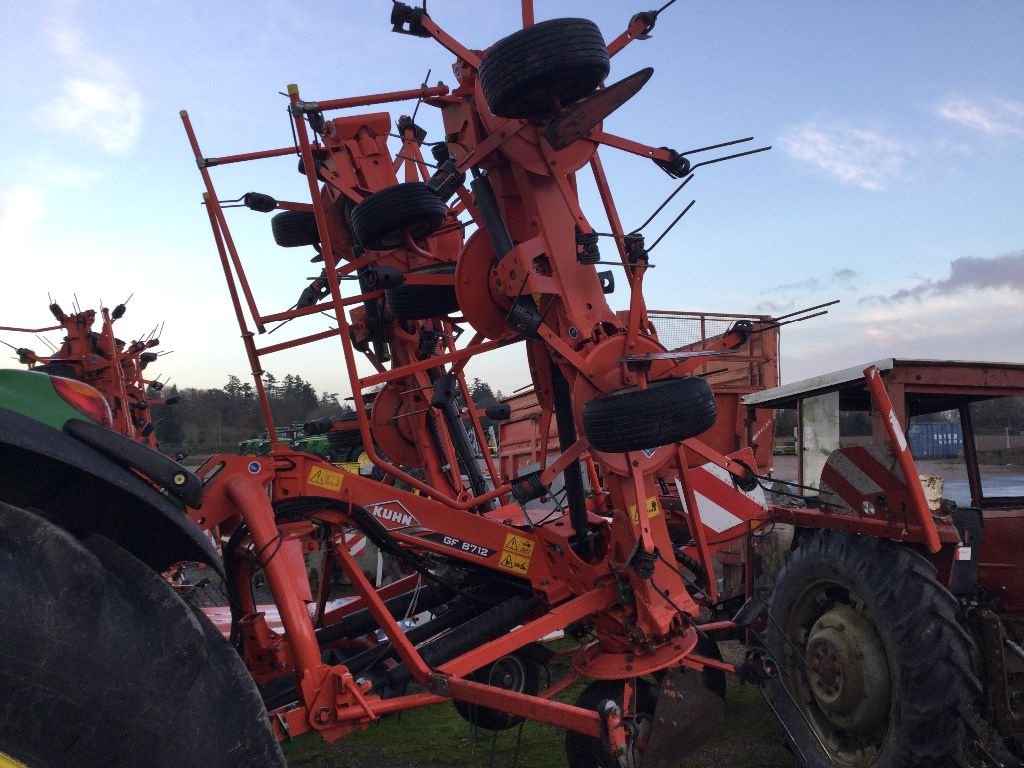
left=804, top=603, right=890, bottom=736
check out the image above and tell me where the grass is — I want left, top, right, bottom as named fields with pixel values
left=282, top=664, right=793, bottom=768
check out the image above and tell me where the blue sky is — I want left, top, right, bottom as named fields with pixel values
left=1, top=1, right=1022, bottom=400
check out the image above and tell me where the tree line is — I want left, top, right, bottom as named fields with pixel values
left=149, top=373, right=503, bottom=456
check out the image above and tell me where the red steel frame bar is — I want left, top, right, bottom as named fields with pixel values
left=202, top=193, right=278, bottom=434
left=291, top=84, right=450, bottom=115
left=864, top=365, right=942, bottom=554
left=181, top=112, right=267, bottom=333
left=0, top=324, right=62, bottom=333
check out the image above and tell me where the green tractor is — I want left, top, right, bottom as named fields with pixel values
left=0, top=369, right=285, bottom=767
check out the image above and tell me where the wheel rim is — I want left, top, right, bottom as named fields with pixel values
left=0, top=753, right=29, bottom=768
left=487, top=655, right=527, bottom=692
left=785, top=580, right=893, bottom=767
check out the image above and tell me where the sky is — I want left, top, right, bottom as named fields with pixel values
left=1, top=0, right=1022, bottom=402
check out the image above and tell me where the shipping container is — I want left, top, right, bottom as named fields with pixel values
left=908, top=421, right=964, bottom=459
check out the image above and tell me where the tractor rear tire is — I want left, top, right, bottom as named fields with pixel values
left=765, top=530, right=982, bottom=768
left=452, top=646, right=543, bottom=731
left=479, top=18, right=610, bottom=120
left=350, top=182, right=448, bottom=250
left=565, top=678, right=659, bottom=768
left=0, top=502, right=285, bottom=768
left=271, top=209, right=320, bottom=247
left=582, top=376, right=716, bottom=453
left=385, top=263, right=459, bottom=319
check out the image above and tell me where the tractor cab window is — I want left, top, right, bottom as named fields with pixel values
left=908, top=408, right=970, bottom=507
left=797, top=391, right=873, bottom=489
left=969, top=396, right=1024, bottom=503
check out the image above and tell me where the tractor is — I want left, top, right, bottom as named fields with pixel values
left=740, top=359, right=1024, bottom=767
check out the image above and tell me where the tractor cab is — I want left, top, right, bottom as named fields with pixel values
left=744, top=358, right=1024, bottom=604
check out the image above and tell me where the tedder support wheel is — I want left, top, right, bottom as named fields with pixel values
left=565, top=678, right=659, bottom=768
left=0, top=502, right=285, bottom=768
left=271, top=209, right=320, bottom=247
left=766, top=530, right=983, bottom=768
left=452, top=646, right=543, bottom=731
left=479, top=18, right=611, bottom=120
left=385, top=263, right=459, bottom=320
left=349, top=182, right=448, bottom=250
left=582, top=376, right=716, bottom=453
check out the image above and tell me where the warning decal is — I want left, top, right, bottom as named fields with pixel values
left=646, top=496, right=661, bottom=518
left=499, top=533, right=535, bottom=574
left=629, top=496, right=661, bottom=524
left=308, top=467, right=343, bottom=492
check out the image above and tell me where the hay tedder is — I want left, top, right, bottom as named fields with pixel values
left=1, top=4, right=1020, bottom=768
left=177, top=2, right=777, bottom=763
left=0, top=297, right=173, bottom=448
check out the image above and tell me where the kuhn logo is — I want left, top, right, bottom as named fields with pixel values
left=369, top=502, right=418, bottom=529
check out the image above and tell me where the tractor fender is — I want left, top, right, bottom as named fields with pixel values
left=0, top=406, right=221, bottom=575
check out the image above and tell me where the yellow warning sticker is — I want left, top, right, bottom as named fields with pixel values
left=500, top=533, right=535, bottom=574
left=629, top=497, right=661, bottom=525
left=308, top=467, right=343, bottom=492
left=646, top=496, right=661, bottom=518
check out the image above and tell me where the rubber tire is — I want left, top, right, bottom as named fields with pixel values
left=452, top=647, right=542, bottom=731
left=350, top=182, right=447, bottom=250
left=479, top=18, right=610, bottom=120
left=271, top=209, right=319, bottom=247
left=0, top=502, right=285, bottom=768
left=565, top=678, right=659, bottom=768
left=694, top=632, right=727, bottom=700
left=325, top=410, right=364, bottom=457
left=765, top=530, right=981, bottom=768
left=385, top=263, right=459, bottom=319
left=582, top=376, right=716, bottom=453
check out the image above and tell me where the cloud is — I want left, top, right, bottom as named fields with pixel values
left=863, top=250, right=1024, bottom=304
left=780, top=122, right=911, bottom=190
left=41, top=17, right=142, bottom=155
left=0, top=186, right=46, bottom=257
left=761, top=268, right=862, bottom=298
left=933, top=95, right=1024, bottom=137
left=755, top=268, right=859, bottom=314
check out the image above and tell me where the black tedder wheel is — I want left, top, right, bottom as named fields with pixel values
left=385, top=263, right=459, bottom=319
left=479, top=18, right=610, bottom=120
left=271, top=209, right=320, bottom=247
left=0, top=502, right=285, bottom=768
left=766, top=530, right=985, bottom=768
left=582, top=376, right=716, bottom=453
left=565, top=678, right=659, bottom=768
left=452, top=647, right=543, bottom=731
left=350, top=182, right=448, bottom=250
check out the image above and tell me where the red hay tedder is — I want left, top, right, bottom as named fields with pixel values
left=178, top=2, right=779, bottom=762
left=1, top=297, right=173, bottom=448
left=1, top=4, right=1021, bottom=768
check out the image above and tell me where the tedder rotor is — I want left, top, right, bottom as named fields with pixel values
left=180, top=3, right=778, bottom=765
left=1, top=297, right=174, bottom=448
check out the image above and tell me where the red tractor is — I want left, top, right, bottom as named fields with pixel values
left=742, top=359, right=1024, bottom=767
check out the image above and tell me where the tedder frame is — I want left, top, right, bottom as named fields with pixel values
left=174, top=2, right=919, bottom=764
